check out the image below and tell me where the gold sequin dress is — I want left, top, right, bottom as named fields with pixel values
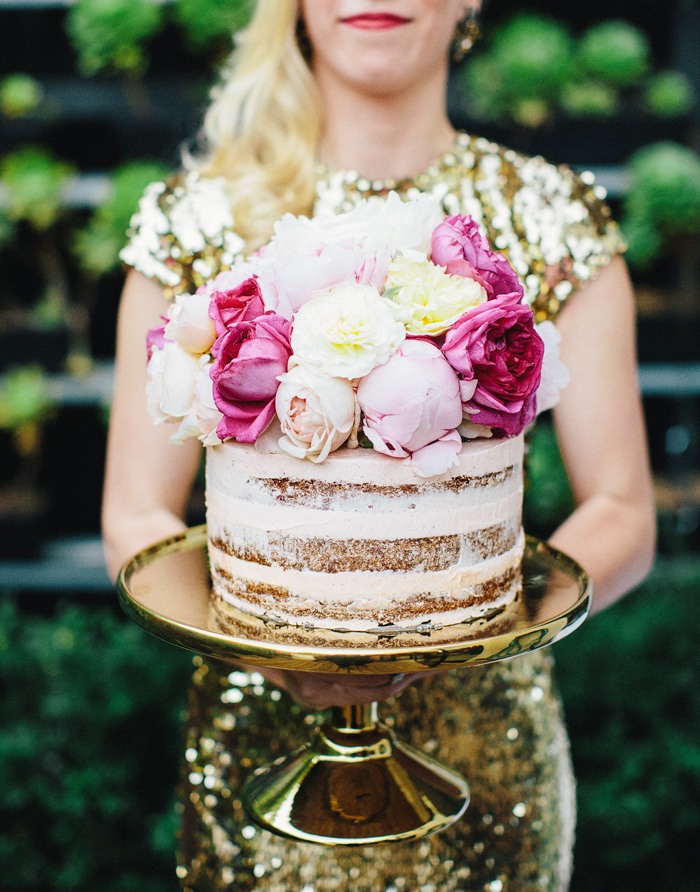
left=122, top=133, right=625, bottom=892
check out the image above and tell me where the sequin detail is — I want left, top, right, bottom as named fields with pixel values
left=120, top=171, right=245, bottom=300
left=179, top=652, right=575, bottom=891
left=121, top=132, right=624, bottom=323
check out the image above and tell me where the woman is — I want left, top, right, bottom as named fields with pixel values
left=103, top=2, right=656, bottom=888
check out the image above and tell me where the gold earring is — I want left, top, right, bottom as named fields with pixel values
left=452, top=8, right=481, bottom=62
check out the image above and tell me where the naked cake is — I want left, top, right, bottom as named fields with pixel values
left=207, top=434, right=525, bottom=633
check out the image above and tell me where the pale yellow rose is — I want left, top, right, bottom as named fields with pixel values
left=385, top=252, right=487, bottom=336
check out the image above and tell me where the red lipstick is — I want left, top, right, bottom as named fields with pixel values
left=341, top=13, right=411, bottom=30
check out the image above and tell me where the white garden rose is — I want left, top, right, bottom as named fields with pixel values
left=291, top=284, right=405, bottom=379
left=384, top=251, right=488, bottom=336
left=146, top=341, right=200, bottom=429
left=534, top=320, right=569, bottom=414
left=316, top=191, right=443, bottom=256
left=173, top=357, right=224, bottom=445
left=276, top=363, right=356, bottom=463
left=164, top=291, right=216, bottom=355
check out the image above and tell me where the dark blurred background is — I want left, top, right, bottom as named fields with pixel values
left=0, top=1, right=698, bottom=889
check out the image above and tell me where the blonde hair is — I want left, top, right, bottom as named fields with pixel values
left=186, top=0, right=322, bottom=251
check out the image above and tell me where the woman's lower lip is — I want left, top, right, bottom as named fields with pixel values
left=341, top=14, right=411, bottom=30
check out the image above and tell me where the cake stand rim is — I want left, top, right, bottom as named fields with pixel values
left=116, top=524, right=591, bottom=672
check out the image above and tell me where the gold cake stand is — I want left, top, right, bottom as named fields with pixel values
left=117, top=525, right=590, bottom=847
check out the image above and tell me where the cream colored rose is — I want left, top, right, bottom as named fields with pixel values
left=164, top=291, right=216, bottom=355
left=290, top=284, right=405, bottom=379
left=146, top=341, right=200, bottom=428
left=385, top=251, right=487, bottom=336
left=276, top=363, right=356, bottom=463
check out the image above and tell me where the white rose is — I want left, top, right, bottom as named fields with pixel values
left=255, top=214, right=392, bottom=319
left=174, top=357, right=224, bottom=445
left=164, top=292, right=216, bottom=354
left=291, top=284, right=405, bottom=379
left=534, top=320, right=569, bottom=414
left=317, top=191, right=443, bottom=255
left=276, top=363, right=356, bottom=463
left=146, top=341, right=200, bottom=431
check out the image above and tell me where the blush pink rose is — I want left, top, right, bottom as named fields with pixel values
left=442, top=294, right=544, bottom=437
left=357, top=339, right=463, bottom=477
left=431, top=215, right=523, bottom=301
left=209, top=313, right=292, bottom=443
left=208, top=276, right=266, bottom=345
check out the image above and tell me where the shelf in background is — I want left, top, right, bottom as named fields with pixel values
left=0, top=535, right=111, bottom=593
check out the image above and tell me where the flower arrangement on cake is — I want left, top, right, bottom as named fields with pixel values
left=146, top=192, right=567, bottom=477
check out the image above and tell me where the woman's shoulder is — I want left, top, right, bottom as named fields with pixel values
left=451, top=135, right=627, bottom=322
left=119, top=169, right=246, bottom=300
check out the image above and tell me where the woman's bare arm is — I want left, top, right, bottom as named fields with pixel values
left=550, top=256, right=656, bottom=613
left=102, top=270, right=202, bottom=581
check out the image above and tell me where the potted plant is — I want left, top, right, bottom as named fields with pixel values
left=0, top=146, right=77, bottom=373
left=451, top=16, right=696, bottom=165
left=621, top=141, right=700, bottom=361
left=0, top=365, right=54, bottom=557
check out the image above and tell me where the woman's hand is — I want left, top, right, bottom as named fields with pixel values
left=252, top=667, right=423, bottom=710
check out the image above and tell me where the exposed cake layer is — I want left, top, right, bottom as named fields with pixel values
left=206, top=435, right=524, bottom=631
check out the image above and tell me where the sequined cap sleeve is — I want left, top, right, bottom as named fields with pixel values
left=119, top=171, right=246, bottom=300
left=502, top=152, right=626, bottom=322
left=315, top=133, right=627, bottom=324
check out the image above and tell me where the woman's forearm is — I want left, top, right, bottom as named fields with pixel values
left=548, top=492, right=656, bottom=614
left=103, top=506, right=190, bottom=583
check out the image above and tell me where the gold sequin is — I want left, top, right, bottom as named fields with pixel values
left=177, top=651, right=575, bottom=891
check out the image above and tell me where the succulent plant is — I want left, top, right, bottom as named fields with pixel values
left=0, top=74, right=44, bottom=119
left=559, top=80, right=618, bottom=117
left=644, top=71, right=696, bottom=118
left=622, top=141, right=700, bottom=267
left=577, top=21, right=651, bottom=87
left=490, top=14, right=575, bottom=102
left=0, top=365, right=54, bottom=441
left=66, top=0, right=164, bottom=76
left=0, top=147, right=76, bottom=231
left=172, top=0, right=252, bottom=51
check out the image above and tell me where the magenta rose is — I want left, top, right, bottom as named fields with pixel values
left=442, top=295, right=544, bottom=437
left=208, top=276, right=266, bottom=346
left=431, top=215, right=523, bottom=301
left=209, top=313, right=292, bottom=443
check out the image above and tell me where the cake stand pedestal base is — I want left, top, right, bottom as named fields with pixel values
left=117, top=528, right=591, bottom=848
left=243, top=702, right=469, bottom=846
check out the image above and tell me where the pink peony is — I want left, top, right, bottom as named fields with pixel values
left=208, top=276, right=266, bottom=344
left=357, top=339, right=463, bottom=477
left=442, top=294, right=544, bottom=437
left=209, top=313, right=292, bottom=443
left=431, top=215, right=523, bottom=301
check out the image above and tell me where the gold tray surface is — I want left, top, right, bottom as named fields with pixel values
left=117, top=525, right=590, bottom=674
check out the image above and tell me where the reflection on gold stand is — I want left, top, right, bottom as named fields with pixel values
left=118, top=526, right=590, bottom=846
left=244, top=700, right=470, bottom=845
